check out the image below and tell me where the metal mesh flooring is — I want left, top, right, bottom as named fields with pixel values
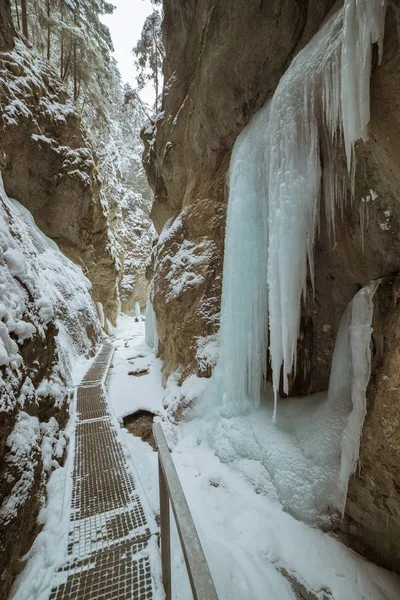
left=50, top=344, right=157, bottom=600
left=50, top=540, right=153, bottom=600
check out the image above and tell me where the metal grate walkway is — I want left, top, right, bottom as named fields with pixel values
left=49, top=343, right=159, bottom=600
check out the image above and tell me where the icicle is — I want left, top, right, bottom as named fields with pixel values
left=218, top=104, right=271, bottom=416
left=145, top=295, right=159, bottom=354
left=325, top=280, right=380, bottom=514
left=217, top=0, right=388, bottom=416
left=341, top=0, right=387, bottom=179
left=96, top=302, right=105, bottom=329
left=134, top=300, right=141, bottom=320
left=267, top=10, right=342, bottom=399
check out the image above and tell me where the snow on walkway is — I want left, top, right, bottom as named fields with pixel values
left=10, top=340, right=163, bottom=600
left=107, top=317, right=400, bottom=600
left=10, top=317, right=400, bottom=600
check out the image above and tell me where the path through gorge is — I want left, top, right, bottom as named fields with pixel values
left=9, top=318, right=400, bottom=600
left=3, top=0, right=400, bottom=598
left=11, top=336, right=163, bottom=600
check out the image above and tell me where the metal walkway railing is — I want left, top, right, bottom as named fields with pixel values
left=153, top=423, right=218, bottom=600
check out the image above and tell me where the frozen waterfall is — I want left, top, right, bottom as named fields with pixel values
left=145, top=295, right=159, bottom=353
left=206, top=280, right=379, bottom=523
left=217, top=0, right=387, bottom=418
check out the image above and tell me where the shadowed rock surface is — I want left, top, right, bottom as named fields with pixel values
left=0, top=10, right=119, bottom=324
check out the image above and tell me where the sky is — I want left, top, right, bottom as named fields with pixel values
left=101, top=0, right=155, bottom=106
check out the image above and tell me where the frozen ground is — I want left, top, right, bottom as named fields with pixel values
left=9, top=315, right=400, bottom=600
left=107, top=316, right=400, bottom=600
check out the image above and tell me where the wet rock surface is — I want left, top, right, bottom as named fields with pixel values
left=123, top=410, right=156, bottom=451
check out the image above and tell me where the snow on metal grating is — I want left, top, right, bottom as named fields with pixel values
left=81, top=364, right=107, bottom=384
left=50, top=539, right=154, bottom=600
left=49, top=343, right=159, bottom=600
left=80, top=346, right=114, bottom=385
left=67, top=503, right=150, bottom=559
left=72, top=418, right=138, bottom=520
left=76, top=386, right=108, bottom=421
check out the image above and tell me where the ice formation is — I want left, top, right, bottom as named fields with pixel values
left=218, top=0, right=387, bottom=417
left=335, top=280, right=380, bottom=513
left=206, top=281, right=379, bottom=524
left=145, top=296, right=159, bottom=353
left=217, top=105, right=270, bottom=416
left=97, top=302, right=105, bottom=328
left=135, top=300, right=141, bottom=320
left=341, top=0, right=387, bottom=176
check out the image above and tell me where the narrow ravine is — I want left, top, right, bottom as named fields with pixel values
left=2, top=0, right=400, bottom=598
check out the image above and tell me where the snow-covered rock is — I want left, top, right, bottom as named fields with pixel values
left=0, top=35, right=119, bottom=325
left=0, top=175, right=100, bottom=596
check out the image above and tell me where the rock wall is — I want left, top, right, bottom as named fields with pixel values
left=144, top=0, right=336, bottom=379
left=118, top=188, right=154, bottom=314
left=146, top=0, right=400, bottom=573
left=0, top=0, right=13, bottom=51
left=0, top=182, right=101, bottom=599
left=0, top=5, right=106, bottom=597
left=0, top=7, right=119, bottom=324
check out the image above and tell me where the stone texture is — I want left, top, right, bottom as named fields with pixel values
left=0, top=337, right=70, bottom=600
left=118, top=191, right=154, bottom=315
left=144, top=0, right=336, bottom=379
left=0, top=1, right=13, bottom=51
left=0, top=39, right=119, bottom=324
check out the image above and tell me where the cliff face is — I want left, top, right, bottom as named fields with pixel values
left=117, top=188, right=154, bottom=314
left=144, top=0, right=336, bottom=379
left=0, top=4, right=108, bottom=597
left=0, top=6, right=119, bottom=325
left=145, top=0, right=400, bottom=573
left=0, top=180, right=101, bottom=599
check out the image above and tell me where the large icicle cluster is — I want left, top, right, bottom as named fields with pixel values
left=218, top=0, right=387, bottom=417
left=208, top=280, right=379, bottom=523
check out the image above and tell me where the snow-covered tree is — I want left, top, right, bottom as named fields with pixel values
left=12, top=0, right=115, bottom=119
left=132, top=9, right=164, bottom=114
left=11, top=0, right=156, bottom=313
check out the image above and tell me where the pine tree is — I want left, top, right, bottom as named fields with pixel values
left=132, top=9, right=164, bottom=114
left=11, top=0, right=115, bottom=123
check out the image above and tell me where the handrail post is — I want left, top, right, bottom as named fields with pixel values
left=159, top=454, right=171, bottom=599
left=153, top=422, right=218, bottom=600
